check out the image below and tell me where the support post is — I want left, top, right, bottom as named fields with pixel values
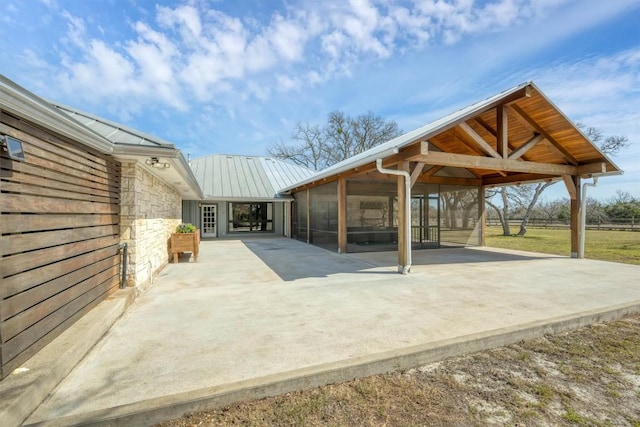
left=478, top=186, right=486, bottom=246
left=497, top=105, right=508, bottom=158
left=397, top=161, right=410, bottom=272
left=337, top=177, right=347, bottom=253
left=306, top=189, right=311, bottom=244
left=569, top=176, right=581, bottom=258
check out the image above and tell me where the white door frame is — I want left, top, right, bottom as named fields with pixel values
left=201, top=204, right=217, bottom=238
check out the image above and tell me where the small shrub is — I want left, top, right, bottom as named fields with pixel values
left=176, top=223, right=196, bottom=233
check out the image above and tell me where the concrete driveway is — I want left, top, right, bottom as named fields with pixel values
left=25, top=237, right=640, bottom=426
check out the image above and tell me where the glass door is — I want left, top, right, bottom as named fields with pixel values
left=201, top=204, right=217, bottom=238
left=410, top=194, right=440, bottom=248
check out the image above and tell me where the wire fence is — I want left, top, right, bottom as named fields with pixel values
left=486, top=217, right=638, bottom=231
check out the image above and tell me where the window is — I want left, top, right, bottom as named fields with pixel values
left=228, top=202, right=273, bottom=232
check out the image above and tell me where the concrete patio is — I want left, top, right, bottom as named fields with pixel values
left=14, top=238, right=640, bottom=426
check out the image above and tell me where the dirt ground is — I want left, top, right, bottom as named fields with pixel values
left=157, top=313, right=640, bottom=426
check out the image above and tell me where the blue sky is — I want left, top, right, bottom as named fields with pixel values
left=1, top=0, right=638, bottom=201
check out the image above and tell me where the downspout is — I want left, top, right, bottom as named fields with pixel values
left=578, top=177, right=598, bottom=259
left=376, top=158, right=412, bottom=274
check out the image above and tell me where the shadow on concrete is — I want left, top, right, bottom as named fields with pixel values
left=242, top=238, right=385, bottom=281
left=241, top=237, right=559, bottom=281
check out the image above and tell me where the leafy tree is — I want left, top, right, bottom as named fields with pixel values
left=268, top=111, right=401, bottom=170
left=604, top=191, right=640, bottom=219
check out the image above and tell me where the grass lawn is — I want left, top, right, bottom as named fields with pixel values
left=485, top=227, right=640, bottom=265
left=158, top=314, right=640, bottom=427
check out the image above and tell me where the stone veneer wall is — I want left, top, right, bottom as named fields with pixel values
left=120, top=162, right=181, bottom=292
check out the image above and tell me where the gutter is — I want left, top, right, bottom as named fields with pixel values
left=0, top=75, right=114, bottom=154
left=376, top=158, right=412, bottom=274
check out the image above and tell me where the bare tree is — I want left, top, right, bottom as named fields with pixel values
left=269, top=111, right=401, bottom=170
left=487, top=125, right=630, bottom=236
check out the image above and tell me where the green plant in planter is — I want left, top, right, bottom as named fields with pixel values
left=176, top=223, right=196, bottom=233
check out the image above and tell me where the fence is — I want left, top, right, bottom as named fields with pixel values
left=486, top=217, right=637, bottom=231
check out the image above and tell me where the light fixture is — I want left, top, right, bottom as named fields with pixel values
left=145, top=157, right=170, bottom=169
left=1, top=135, right=26, bottom=161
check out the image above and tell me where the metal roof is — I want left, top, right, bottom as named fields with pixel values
left=53, top=102, right=203, bottom=199
left=52, top=103, right=174, bottom=148
left=0, top=75, right=114, bottom=154
left=280, top=81, right=620, bottom=192
left=191, top=155, right=315, bottom=200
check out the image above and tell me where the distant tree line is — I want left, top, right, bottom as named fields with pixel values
left=489, top=191, right=640, bottom=225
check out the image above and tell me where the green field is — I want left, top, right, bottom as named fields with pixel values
left=485, top=227, right=640, bottom=265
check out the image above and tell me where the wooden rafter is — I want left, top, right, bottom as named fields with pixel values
left=508, top=104, right=579, bottom=165
left=496, top=105, right=508, bottom=158
left=421, top=165, right=444, bottom=178
left=509, top=134, right=544, bottom=160
left=410, top=162, right=425, bottom=187
left=563, top=175, right=577, bottom=200
left=458, top=122, right=501, bottom=158
left=474, top=117, right=534, bottom=162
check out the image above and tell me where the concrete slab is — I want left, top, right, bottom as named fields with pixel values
left=0, top=288, right=134, bottom=427
left=25, top=238, right=640, bottom=426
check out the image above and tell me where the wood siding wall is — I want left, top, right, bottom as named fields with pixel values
left=0, top=111, right=121, bottom=378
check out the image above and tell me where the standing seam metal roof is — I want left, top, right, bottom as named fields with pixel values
left=191, top=155, right=316, bottom=200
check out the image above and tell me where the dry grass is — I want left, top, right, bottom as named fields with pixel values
left=157, top=314, right=640, bottom=427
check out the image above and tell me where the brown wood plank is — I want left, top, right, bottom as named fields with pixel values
left=1, top=266, right=119, bottom=341
left=0, top=214, right=119, bottom=234
left=1, top=194, right=119, bottom=215
left=0, top=122, right=115, bottom=178
left=0, top=141, right=114, bottom=186
left=0, top=112, right=113, bottom=170
left=1, top=168, right=119, bottom=200
left=508, top=104, right=579, bottom=165
left=1, top=158, right=119, bottom=196
left=1, top=235, right=120, bottom=277
left=1, top=246, right=118, bottom=298
left=1, top=257, right=119, bottom=321
left=1, top=224, right=119, bottom=256
left=496, top=105, right=508, bottom=158
left=0, top=286, right=111, bottom=379
left=0, top=181, right=118, bottom=205
left=1, top=277, right=117, bottom=366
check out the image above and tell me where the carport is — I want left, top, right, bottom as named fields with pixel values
left=282, top=82, right=620, bottom=273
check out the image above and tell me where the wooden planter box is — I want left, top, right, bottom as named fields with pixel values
left=171, top=231, right=200, bottom=263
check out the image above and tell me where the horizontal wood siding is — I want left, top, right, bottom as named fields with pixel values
left=0, top=111, right=121, bottom=378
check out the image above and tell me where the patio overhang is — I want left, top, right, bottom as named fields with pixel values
left=282, top=82, right=623, bottom=272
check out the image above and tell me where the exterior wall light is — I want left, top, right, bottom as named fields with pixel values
left=1, top=135, right=26, bottom=161
left=145, top=157, right=170, bottom=169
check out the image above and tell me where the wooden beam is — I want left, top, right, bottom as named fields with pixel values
left=577, top=162, right=606, bottom=176
left=410, top=162, right=425, bottom=187
left=420, top=176, right=482, bottom=186
left=496, top=105, right=508, bottom=158
left=479, top=186, right=486, bottom=246
left=422, top=165, right=444, bottom=178
left=408, top=147, right=578, bottom=176
left=509, top=134, right=544, bottom=160
left=337, top=177, right=347, bottom=253
left=397, top=161, right=410, bottom=271
left=458, top=122, right=501, bottom=158
left=563, top=175, right=577, bottom=200
left=509, top=104, right=579, bottom=165
left=570, top=176, right=581, bottom=258
left=483, top=173, right=556, bottom=186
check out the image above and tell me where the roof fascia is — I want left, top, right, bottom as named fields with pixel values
left=528, top=81, right=622, bottom=173
left=0, top=75, right=114, bottom=154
